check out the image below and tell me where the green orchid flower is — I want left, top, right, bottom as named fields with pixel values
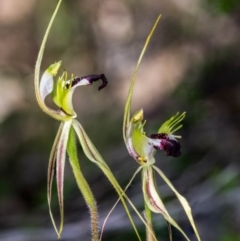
left=38, top=62, right=107, bottom=239
left=122, top=15, right=202, bottom=241
left=34, top=1, right=146, bottom=240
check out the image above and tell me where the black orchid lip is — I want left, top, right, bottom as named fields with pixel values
left=150, top=133, right=181, bottom=157
left=72, top=74, right=108, bottom=91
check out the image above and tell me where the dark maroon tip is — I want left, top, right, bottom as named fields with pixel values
left=150, top=133, right=181, bottom=157
left=98, top=74, right=108, bottom=91
left=72, top=74, right=108, bottom=91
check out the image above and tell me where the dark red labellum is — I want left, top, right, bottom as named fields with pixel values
left=150, top=133, right=181, bottom=157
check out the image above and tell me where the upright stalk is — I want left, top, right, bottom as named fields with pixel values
left=145, top=202, right=156, bottom=241
left=67, top=127, right=99, bottom=241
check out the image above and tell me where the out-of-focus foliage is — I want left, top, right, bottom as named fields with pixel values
left=206, top=0, right=240, bottom=14
left=0, top=0, right=240, bottom=240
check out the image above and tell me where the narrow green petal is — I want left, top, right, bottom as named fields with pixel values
left=56, top=120, right=72, bottom=237
left=123, top=15, right=162, bottom=143
left=142, top=166, right=191, bottom=241
left=47, top=122, right=64, bottom=236
left=100, top=166, right=144, bottom=241
left=153, top=165, right=201, bottom=241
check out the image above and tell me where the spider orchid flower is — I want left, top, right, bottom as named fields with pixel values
left=38, top=62, right=107, bottom=238
left=122, top=15, right=202, bottom=241
left=125, top=109, right=183, bottom=166
left=34, top=1, right=144, bottom=240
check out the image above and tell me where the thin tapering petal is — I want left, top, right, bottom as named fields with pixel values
left=100, top=166, right=145, bottom=241
left=153, top=165, right=202, bottom=241
left=47, top=122, right=64, bottom=235
left=123, top=15, right=162, bottom=143
left=56, top=120, right=72, bottom=237
left=142, top=166, right=191, bottom=241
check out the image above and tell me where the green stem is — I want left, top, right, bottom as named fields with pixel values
left=144, top=186, right=156, bottom=241
left=67, top=127, right=99, bottom=241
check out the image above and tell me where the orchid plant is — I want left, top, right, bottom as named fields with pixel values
left=34, top=1, right=146, bottom=240
left=121, top=15, right=202, bottom=241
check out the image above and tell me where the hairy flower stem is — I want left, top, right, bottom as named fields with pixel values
left=145, top=203, right=156, bottom=241
left=67, top=127, right=99, bottom=241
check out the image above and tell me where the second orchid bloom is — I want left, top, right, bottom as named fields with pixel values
left=123, top=15, right=201, bottom=241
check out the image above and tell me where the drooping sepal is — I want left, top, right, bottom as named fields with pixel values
left=153, top=165, right=202, bottom=241
left=47, top=122, right=64, bottom=236
left=142, top=165, right=168, bottom=214
left=56, top=119, right=72, bottom=237
left=142, top=166, right=191, bottom=241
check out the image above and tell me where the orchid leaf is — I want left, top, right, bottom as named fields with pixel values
left=123, top=15, right=162, bottom=143
left=153, top=165, right=201, bottom=241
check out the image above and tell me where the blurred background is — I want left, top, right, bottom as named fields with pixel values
left=0, top=0, right=240, bottom=240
